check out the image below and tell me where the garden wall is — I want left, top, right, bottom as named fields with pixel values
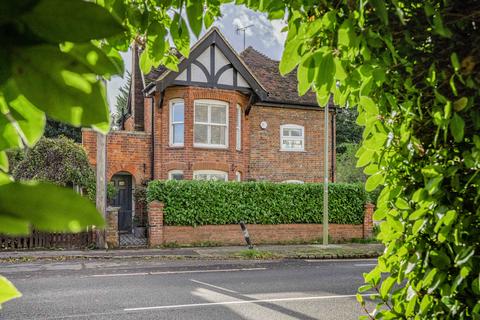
left=148, top=201, right=374, bottom=246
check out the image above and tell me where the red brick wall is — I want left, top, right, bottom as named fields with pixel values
left=248, top=105, right=335, bottom=182
left=81, top=129, right=152, bottom=184
left=147, top=201, right=374, bottom=247
left=153, top=86, right=250, bottom=181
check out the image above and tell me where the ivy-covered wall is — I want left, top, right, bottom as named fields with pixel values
left=147, top=180, right=368, bottom=226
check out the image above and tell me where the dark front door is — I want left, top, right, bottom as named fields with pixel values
left=110, top=175, right=133, bottom=232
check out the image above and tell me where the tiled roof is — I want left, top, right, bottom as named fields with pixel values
left=144, top=47, right=318, bottom=107
left=239, top=47, right=317, bottom=106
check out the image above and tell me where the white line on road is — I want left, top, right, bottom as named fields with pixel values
left=86, top=267, right=267, bottom=278
left=354, top=263, right=378, bottom=267
left=190, top=279, right=238, bottom=293
left=304, top=259, right=377, bottom=263
left=124, top=294, right=373, bottom=312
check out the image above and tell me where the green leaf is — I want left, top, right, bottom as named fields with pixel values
left=338, top=19, right=354, bottom=48
left=359, top=96, right=378, bottom=115
left=369, top=0, right=388, bottom=25
left=450, top=113, right=465, bottom=142
left=279, top=38, right=302, bottom=75
left=314, top=50, right=335, bottom=105
left=0, top=112, right=21, bottom=150
left=451, top=53, right=460, bottom=72
left=297, top=53, right=316, bottom=96
left=453, top=97, right=468, bottom=112
left=61, top=42, right=124, bottom=79
left=0, top=151, right=7, bottom=171
left=0, top=181, right=104, bottom=234
left=22, top=0, right=124, bottom=42
left=365, top=172, right=384, bottom=191
left=171, top=13, right=190, bottom=58
left=0, top=276, right=22, bottom=306
left=380, top=277, right=395, bottom=298
left=432, top=14, right=452, bottom=38
left=11, top=45, right=110, bottom=132
left=3, top=80, right=45, bottom=147
left=186, top=0, right=203, bottom=37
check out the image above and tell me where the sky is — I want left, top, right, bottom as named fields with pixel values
left=106, top=4, right=287, bottom=110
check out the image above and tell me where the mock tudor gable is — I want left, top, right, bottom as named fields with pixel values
left=144, top=27, right=267, bottom=101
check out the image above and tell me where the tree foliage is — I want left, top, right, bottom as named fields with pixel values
left=336, top=108, right=363, bottom=153
left=44, top=118, right=82, bottom=142
left=244, top=1, right=480, bottom=318
left=113, top=71, right=131, bottom=128
left=336, top=143, right=366, bottom=183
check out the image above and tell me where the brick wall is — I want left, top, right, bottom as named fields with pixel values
left=147, top=200, right=374, bottom=247
left=248, top=105, right=335, bottom=182
left=81, top=129, right=152, bottom=183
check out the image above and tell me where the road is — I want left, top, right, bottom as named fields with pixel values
left=0, top=258, right=377, bottom=319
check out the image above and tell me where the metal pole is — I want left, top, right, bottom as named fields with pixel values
left=323, top=104, right=329, bottom=246
left=96, top=132, right=107, bottom=249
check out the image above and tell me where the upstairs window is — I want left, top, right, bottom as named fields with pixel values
left=280, top=124, right=304, bottom=151
left=169, top=99, right=184, bottom=146
left=236, top=104, right=241, bottom=150
left=193, top=170, right=228, bottom=181
left=194, top=100, right=228, bottom=148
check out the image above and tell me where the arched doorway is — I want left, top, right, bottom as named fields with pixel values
left=109, top=172, right=133, bottom=233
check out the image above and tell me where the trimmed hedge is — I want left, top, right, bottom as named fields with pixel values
left=147, top=181, right=368, bottom=226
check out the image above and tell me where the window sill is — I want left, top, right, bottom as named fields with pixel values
left=167, top=145, right=185, bottom=150
left=279, top=149, right=306, bottom=153
left=193, top=144, right=229, bottom=150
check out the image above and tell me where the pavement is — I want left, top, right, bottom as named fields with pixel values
left=0, top=243, right=384, bottom=263
left=0, top=257, right=379, bottom=319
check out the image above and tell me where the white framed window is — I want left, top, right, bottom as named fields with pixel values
left=194, top=100, right=229, bottom=148
left=280, top=124, right=304, bottom=151
left=282, top=180, right=304, bottom=184
left=168, top=170, right=184, bottom=180
left=236, top=104, right=241, bottom=150
left=235, top=171, right=241, bottom=182
left=193, top=170, right=228, bottom=181
left=169, top=99, right=184, bottom=146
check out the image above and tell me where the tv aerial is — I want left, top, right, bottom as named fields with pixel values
left=235, top=24, right=254, bottom=50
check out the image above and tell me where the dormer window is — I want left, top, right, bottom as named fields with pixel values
left=280, top=124, right=304, bottom=151
left=194, top=100, right=229, bottom=148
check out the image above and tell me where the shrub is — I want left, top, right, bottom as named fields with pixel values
left=148, top=180, right=368, bottom=226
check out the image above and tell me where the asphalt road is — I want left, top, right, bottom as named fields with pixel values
left=0, top=258, right=377, bottom=320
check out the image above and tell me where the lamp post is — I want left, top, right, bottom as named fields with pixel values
left=323, top=103, right=329, bottom=246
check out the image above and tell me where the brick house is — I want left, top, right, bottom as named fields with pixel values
left=82, top=27, right=336, bottom=234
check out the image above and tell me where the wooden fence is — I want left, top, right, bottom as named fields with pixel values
left=0, top=230, right=95, bottom=250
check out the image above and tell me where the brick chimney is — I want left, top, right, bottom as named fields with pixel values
left=131, top=43, right=145, bottom=131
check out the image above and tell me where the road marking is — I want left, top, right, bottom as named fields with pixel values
left=88, top=272, right=148, bottom=278
left=354, top=263, right=378, bottom=267
left=124, top=294, right=372, bottom=312
left=304, top=259, right=377, bottom=263
left=149, top=267, right=267, bottom=275
left=190, top=279, right=238, bottom=293
left=86, top=267, right=267, bottom=278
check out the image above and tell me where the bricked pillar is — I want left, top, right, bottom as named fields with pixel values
left=106, top=206, right=120, bottom=248
left=363, top=203, right=375, bottom=238
left=148, top=201, right=164, bottom=247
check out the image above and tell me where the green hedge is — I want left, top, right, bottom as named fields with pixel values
left=147, top=181, right=368, bottom=226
